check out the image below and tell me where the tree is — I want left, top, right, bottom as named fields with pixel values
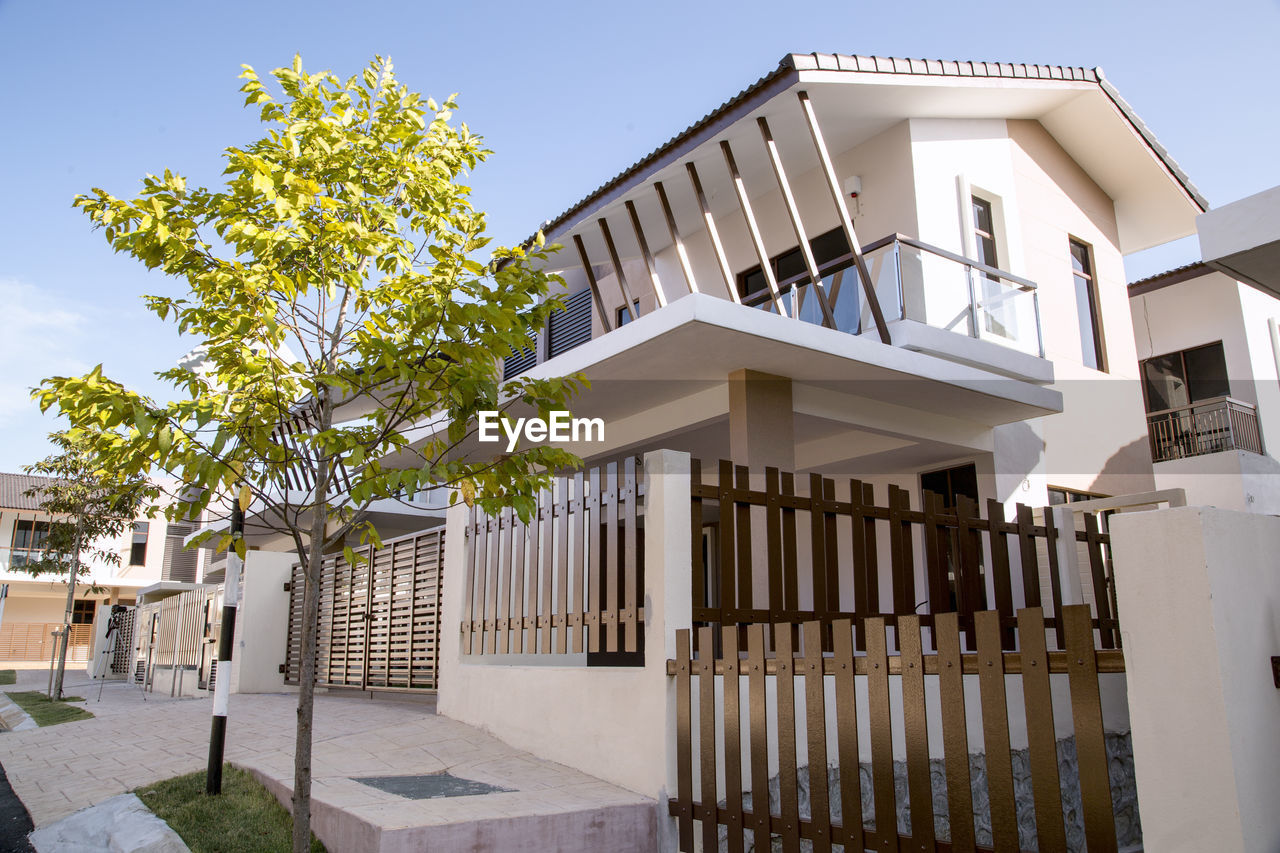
left=36, top=55, right=583, bottom=852
left=20, top=431, right=154, bottom=700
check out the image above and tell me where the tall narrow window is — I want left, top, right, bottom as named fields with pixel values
left=1070, top=239, right=1106, bottom=370
left=11, top=519, right=50, bottom=567
left=130, top=522, right=149, bottom=566
left=971, top=196, right=1015, bottom=340
left=616, top=300, right=640, bottom=326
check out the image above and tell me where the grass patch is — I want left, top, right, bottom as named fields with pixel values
left=0, top=670, right=14, bottom=685
left=137, top=765, right=325, bottom=853
left=5, top=691, right=93, bottom=726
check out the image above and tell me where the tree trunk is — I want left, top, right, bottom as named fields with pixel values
left=51, top=524, right=83, bottom=701
left=293, top=396, right=332, bottom=853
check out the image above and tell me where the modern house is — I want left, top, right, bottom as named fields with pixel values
left=1129, top=184, right=1280, bottom=514
left=0, top=471, right=207, bottom=665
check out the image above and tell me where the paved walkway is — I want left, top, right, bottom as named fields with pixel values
left=0, top=670, right=657, bottom=852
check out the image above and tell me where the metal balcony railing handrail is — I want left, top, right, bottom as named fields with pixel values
left=862, top=232, right=1038, bottom=291
left=1143, top=395, right=1255, bottom=419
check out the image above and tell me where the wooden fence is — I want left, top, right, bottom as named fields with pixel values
left=284, top=528, right=444, bottom=691
left=670, top=606, right=1124, bottom=853
left=461, top=456, right=646, bottom=656
left=692, top=460, right=1117, bottom=654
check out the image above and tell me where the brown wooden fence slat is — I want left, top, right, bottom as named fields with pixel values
left=556, top=476, right=570, bottom=654
left=821, top=478, right=839, bottom=650
left=889, top=485, right=915, bottom=617
left=675, top=628, right=693, bottom=852
left=850, top=479, right=871, bottom=651
left=956, top=496, right=982, bottom=653
left=831, top=618, right=865, bottom=852
left=736, top=465, right=754, bottom=621
left=719, top=460, right=737, bottom=640
left=862, top=482, right=880, bottom=647
left=698, top=625, right=718, bottom=853
left=899, top=614, right=935, bottom=848
left=987, top=498, right=1015, bottom=649
left=485, top=511, right=500, bottom=656
left=808, top=473, right=828, bottom=625
left=936, top=612, right=976, bottom=852
left=866, top=616, right=898, bottom=851
left=571, top=470, right=586, bottom=655
left=511, top=506, right=527, bottom=654
left=1017, top=607, right=1066, bottom=851
left=1043, top=509, right=1066, bottom=650
left=1083, top=513, right=1114, bottom=649
left=924, top=491, right=948, bottom=651
left=722, top=626, right=745, bottom=853
left=1016, top=503, right=1041, bottom=609
left=775, top=625, right=802, bottom=853
left=782, top=471, right=800, bottom=649
left=623, top=456, right=639, bottom=653
left=497, top=509, right=512, bottom=655
left=604, top=461, right=621, bottom=654
left=766, top=467, right=784, bottom=626
left=462, top=510, right=476, bottom=655
left=802, top=621, right=833, bottom=853
left=975, top=610, right=1018, bottom=851
left=587, top=468, right=603, bottom=654
left=747, top=623, right=771, bottom=849
left=691, top=458, right=705, bottom=615
left=1064, top=604, right=1118, bottom=853
left=539, top=486, right=554, bottom=654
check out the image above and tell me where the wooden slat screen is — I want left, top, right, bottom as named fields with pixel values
left=461, top=456, right=646, bottom=656
left=284, top=527, right=444, bottom=691
left=668, top=607, right=1124, bottom=853
left=692, top=460, right=1118, bottom=653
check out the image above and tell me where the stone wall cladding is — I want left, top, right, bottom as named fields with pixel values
left=718, top=732, right=1140, bottom=852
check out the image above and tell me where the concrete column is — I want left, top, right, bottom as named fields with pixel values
left=728, top=369, right=795, bottom=470
left=1109, top=506, right=1280, bottom=852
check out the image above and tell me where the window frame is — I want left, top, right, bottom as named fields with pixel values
left=129, top=521, right=150, bottom=567
left=1069, top=237, right=1107, bottom=372
left=1139, top=340, right=1231, bottom=414
left=616, top=299, right=641, bottom=327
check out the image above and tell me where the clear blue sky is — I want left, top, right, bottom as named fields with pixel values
left=1, top=0, right=1277, bottom=471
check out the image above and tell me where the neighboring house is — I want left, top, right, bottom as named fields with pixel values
left=0, top=471, right=209, bottom=663
left=1128, top=184, right=1280, bottom=513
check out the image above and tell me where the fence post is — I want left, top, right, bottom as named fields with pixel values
left=643, top=449, right=692, bottom=853
left=1110, top=506, right=1280, bottom=852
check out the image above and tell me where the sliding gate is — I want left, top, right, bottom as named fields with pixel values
left=284, top=528, right=444, bottom=692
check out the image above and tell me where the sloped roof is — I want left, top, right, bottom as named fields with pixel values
left=531, top=51, right=1206, bottom=247
left=0, top=473, right=56, bottom=511
left=1127, top=261, right=1210, bottom=296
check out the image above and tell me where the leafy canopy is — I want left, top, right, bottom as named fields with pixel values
left=36, top=55, right=582, bottom=556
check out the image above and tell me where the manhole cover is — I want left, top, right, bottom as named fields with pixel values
left=353, top=773, right=515, bottom=800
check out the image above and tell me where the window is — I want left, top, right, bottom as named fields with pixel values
left=10, top=519, right=50, bottom=566
left=737, top=226, right=860, bottom=333
left=616, top=300, right=640, bottom=327
left=970, top=196, right=1016, bottom=339
left=1048, top=486, right=1107, bottom=506
left=72, top=600, right=97, bottom=625
left=129, top=522, right=149, bottom=566
left=1070, top=239, right=1106, bottom=371
left=1140, top=342, right=1229, bottom=413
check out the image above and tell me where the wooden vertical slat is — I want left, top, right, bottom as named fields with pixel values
left=624, top=199, right=667, bottom=308
left=571, top=470, right=586, bottom=654
left=765, top=468, right=784, bottom=625
left=478, top=516, right=493, bottom=655
left=899, top=615, right=935, bottom=849
left=1083, top=513, right=1115, bottom=649
left=923, top=491, right=949, bottom=633
left=623, top=456, right=639, bottom=653
left=497, top=509, right=511, bottom=655
left=850, top=479, right=871, bottom=651
left=654, top=180, right=699, bottom=295
left=524, top=503, right=539, bottom=654
left=1017, top=607, right=1066, bottom=851
left=775, top=626, right=801, bottom=853
left=606, top=461, right=621, bottom=653
left=1043, top=508, right=1067, bottom=650
left=675, top=628, right=693, bottom=851
left=975, top=610, right=1019, bottom=851
left=722, top=626, right=745, bottom=853
left=987, top=498, right=1016, bottom=649
left=510, top=512, right=526, bottom=654
left=721, top=140, right=788, bottom=316
left=889, top=485, right=915, bottom=618
left=461, top=509, right=476, bottom=655
left=698, top=626, right=718, bottom=853
left=862, top=482, right=880, bottom=643
left=781, top=472, right=799, bottom=648
left=935, top=612, right=975, bottom=852
left=809, top=473, right=828, bottom=625
left=587, top=467, right=603, bottom=654
left=802, top=621, right=833, bottom=853
left=685, top=162, right=738, bottom=300
left=831, top=618, right=865, bottom=852
left=866, top=617, right=898, bottom=851
left=821, top=478, right=839, bottom=648
left=598, top=216, right=643, bottom=320
left=747, top=623, right=770, bottom=849
left=1064, top=604, right=1118, bottom=853
left=735, top=464, right=754, bottom=626
left=719, top=460, right=738, bottom=640
left=556, top=476, right=570, bottom=654
left=956, top=496, right=983, bottom=652
left=691, top=458, right=705, bottom=618
left=1015, top=503, right=1041, bottom=608
left=539, top=488, right=554, bottom=655
left=572, top=234, right=613, bottom=334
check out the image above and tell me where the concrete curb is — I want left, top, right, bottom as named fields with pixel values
left=0, top=695, right=38, bottom=733
left=28, top=793, right=189, bottom=853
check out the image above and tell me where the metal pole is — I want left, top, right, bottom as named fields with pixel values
left=206, top=504, right=244, bottom=794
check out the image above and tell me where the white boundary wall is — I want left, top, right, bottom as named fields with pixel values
left=1110, top=506, right=1280, bottom=853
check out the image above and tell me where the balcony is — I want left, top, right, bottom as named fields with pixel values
left=1146, top=397, right=1264, bottom=462
left=507, top=233, right=1045, bottom=383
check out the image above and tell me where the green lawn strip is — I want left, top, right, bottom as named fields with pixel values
left=0, top=670, right=15, bottom=685
left=5, top=692, right=93, bottom=726
left=137, top=765, right=325, bottom=853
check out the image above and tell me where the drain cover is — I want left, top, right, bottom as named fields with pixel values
left=354, top=773, right=514, bottom=800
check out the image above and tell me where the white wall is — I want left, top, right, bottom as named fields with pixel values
left=230, top=550, right=298, bottom=694
left=1110, top=506, right=1280, bottom=853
